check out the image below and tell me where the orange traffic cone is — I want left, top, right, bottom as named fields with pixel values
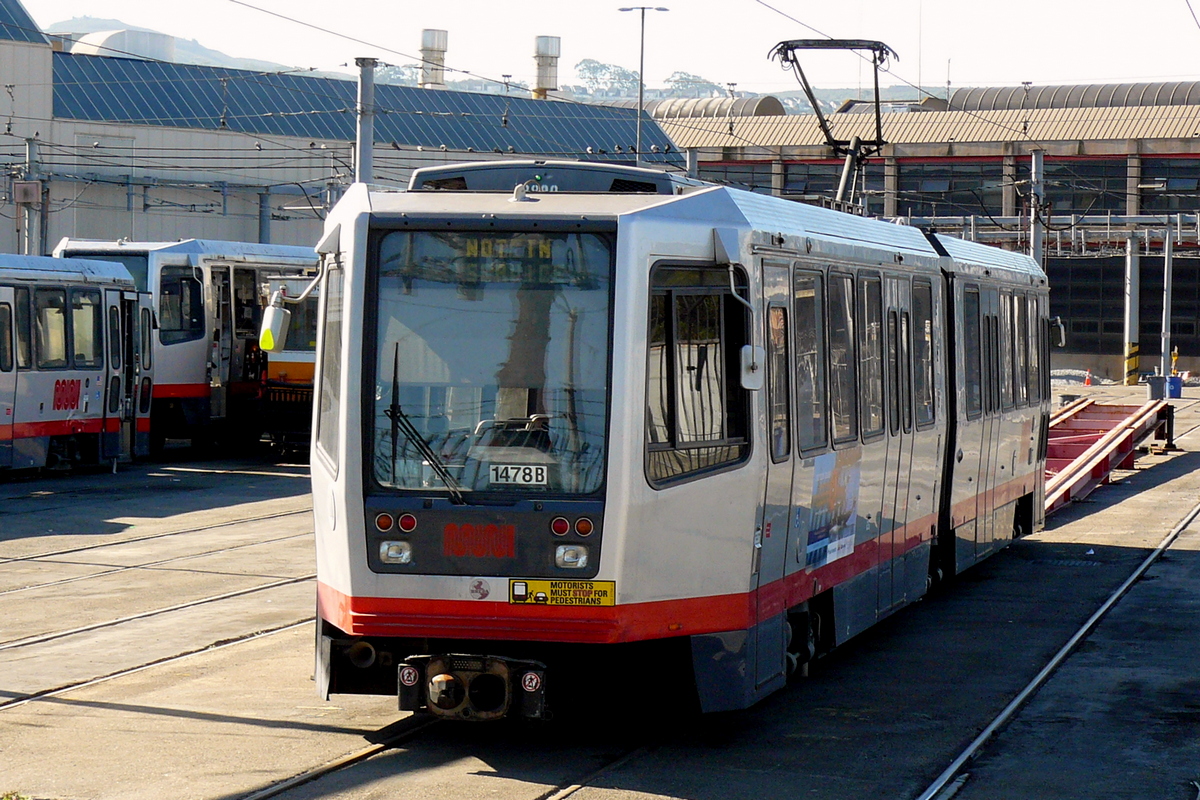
left=1084, top=370, right=1092, bottom=386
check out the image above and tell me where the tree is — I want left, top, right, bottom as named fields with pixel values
left=574, top=59, right=640, bottom=96
left=664, top=71, right=722, bottom=98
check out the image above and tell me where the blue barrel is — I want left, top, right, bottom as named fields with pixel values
left=1167, top=376, right=1184, bottom=398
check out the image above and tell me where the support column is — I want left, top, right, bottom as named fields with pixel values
left=1002, top=155, right=1017, bottom=217
left=1162, top=228, right=1174, bottom=377
left=355, top=57, right=377, bottom=184
left=1124, top=233, right=1141, bottom=385
left=1126, top=152, right=1141, bottom=217
left=258, top=191, right=271, bottom=244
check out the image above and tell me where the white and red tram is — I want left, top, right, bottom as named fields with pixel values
left=54, top=239, right=317, bottom=447
left=0, top=254, right=153, bottom=470
left=284, top=161, right=1051, bottom=719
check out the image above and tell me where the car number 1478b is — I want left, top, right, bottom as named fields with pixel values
left=489, top=464, right=548, bottom=486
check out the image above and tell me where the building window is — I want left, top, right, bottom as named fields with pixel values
left=1041, top=159, right=1125, bottom=215
left=896, top=160, right=1006, bottom=217
left=1140, top=159, right=1200, bottom=212
left=698, top=162, right=774, bottom=194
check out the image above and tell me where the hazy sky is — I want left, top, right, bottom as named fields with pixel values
left=21, top=0, right=1200, bottom=96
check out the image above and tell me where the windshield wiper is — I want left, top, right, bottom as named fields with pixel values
left=385, top=343, right=466, bottom=505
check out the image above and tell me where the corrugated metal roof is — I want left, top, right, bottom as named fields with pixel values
left=0, top=0, right=47, bottom=44
left=661, top=105, right=1200, bottom=150
left=952, top=82, right=1200, bottom=111
left=52, top=52, right=683, bottom=165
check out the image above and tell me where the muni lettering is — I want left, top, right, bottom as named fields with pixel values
left=52, top=379, right=82, bottom=411
left=443, top=523, right=516, bottom=558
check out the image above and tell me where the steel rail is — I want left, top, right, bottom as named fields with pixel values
left=914, top=497, right=1200, bottom=800
left=0, top=617, right=313, bottom=712
left=0, top=531, right=311, bottom=597
left=0, top=573, right=315, bottom=651
left=0, top=507, right=312, bottom=564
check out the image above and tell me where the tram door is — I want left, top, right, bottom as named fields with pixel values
left=101, top=288, right=129, bottom=460
left=209, top=266, right=232, bottom=419
left=0, top=286, right=15, bottom=469
left=878, top=277, right=914, bottom=612
left=756, top=262, right=795, bottom=689
left=133, top=292, right=155, bottom=457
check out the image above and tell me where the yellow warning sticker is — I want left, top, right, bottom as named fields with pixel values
left=508, top=579, right=615, bottom=606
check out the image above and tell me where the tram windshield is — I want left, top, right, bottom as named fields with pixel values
left=371, top=230, right=612, bottom=497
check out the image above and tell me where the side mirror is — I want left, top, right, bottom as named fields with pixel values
left=1052, top=316, right=1066, bottom=347
left=259, top=293, right=291, bottom=352
left=740, top=345, right=765, bottom=390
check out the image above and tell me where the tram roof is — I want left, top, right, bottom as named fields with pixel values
left=360, top=182, right=1044, bottom=279
left=56, top=238, right=317, bottom=263
left=0, top=253, right=135, bottom=285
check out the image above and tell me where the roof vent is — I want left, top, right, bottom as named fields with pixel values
left=533, top=36, right=560, bottom=100
left=421, top=29, right=448, bottom=89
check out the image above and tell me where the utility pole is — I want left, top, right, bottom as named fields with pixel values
left=1162, top=227, right=1174, bottom=377
left=355, top=57, right=377, bottom=185
left=1030, top=149, right=1044, bottom=267
left=1124, top=232, right=1140, bottom=385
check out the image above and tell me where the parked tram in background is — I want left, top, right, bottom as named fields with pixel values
left=259, top=275, right=319, bottom=452
left=54, top=239, right=317, bottom=448
left=0, top=254, right=153, bottom=471
left=270, top=160, right=1052, bottom=720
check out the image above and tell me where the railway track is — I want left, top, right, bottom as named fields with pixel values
left=912, top=496, right=1200, bottom=800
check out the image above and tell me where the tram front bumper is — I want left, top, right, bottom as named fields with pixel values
left=398, top=654, right=547, bottom=721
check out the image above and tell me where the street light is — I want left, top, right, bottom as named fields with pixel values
left=619, top=6, right=668, bottom=165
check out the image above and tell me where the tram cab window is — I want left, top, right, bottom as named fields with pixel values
left=963, top=288, right=983, bottom=418
left=858, top=276, right=883, bottom=438
left=647, top=265, right=750, bottom=484
left=827, top=273, right=858, bottom=443
left=912, top=281, right=935, bottom=427
left=13, top=287, right=30, bottom=369
left=159, top=266, right=205, bottom=345
left=71, top=289, right=104, bottom=369
left=34, top=289, right=68, bottom=370
left=793, top=271, right=827, bottom=452
left=0, top=303, right=12, bottom=372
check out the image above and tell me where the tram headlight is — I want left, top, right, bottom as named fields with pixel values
left=380, top=540, right=413, bottom=564
left=555, top=544, right=589, bottom=569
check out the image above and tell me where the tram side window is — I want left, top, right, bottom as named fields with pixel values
left=646, top=266, right=750, bottom=484
left=794, top=271, right=827, bottom=452
left=316, top=267, right=344, bottom=470
left=999, top=291, right=1014, bottom=409
left=1027, top=295, right=1042, bottom=403
left=71, top=289, right=104, bottom=369
left=34, top=289, right=68, bottom=370
left=108, top=305, right=121, bottom=370
left=828, top=273, right=858, bottom=443
left=0, top=303, right=12, bottom=372
left=159, top=266, right=205, bottom=345
left=858, top=275, right=884, bottom=438
left=767, top=305, right=790, bottom=462
left=14, top=287, right=30, bottom=369
left=912, top=281, right=935, bottom=427
left=1014, top=294, right=1028, bottom=405
left=963, top=288, right=983, bottom=418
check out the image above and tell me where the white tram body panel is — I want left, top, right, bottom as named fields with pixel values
left=305, top=170, right=1050, bottom=718
left=0, top=254, right=153, bottom=470
left=54, top=239, right=317, bottom=443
